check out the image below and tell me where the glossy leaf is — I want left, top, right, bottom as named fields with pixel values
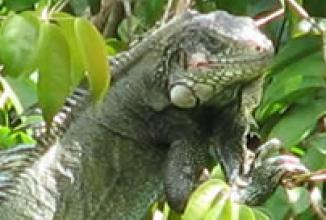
left=303, top=134, right=326, bottom=170
left=37, top=22, right=71, bottom=124
left=54, top=12, right=85, bottom=87
left=271, top=35, right=322, bottom=73
left=74, top=18, right=110, bottom=101
left=182, top=179, right=228, bottom=220
left=0, top=13, right=39, bottom=77
left=106, top=38, right=128, bottom=56
left=3, top=0, right=39, bottom=11
left=203, top=194, right=228, bottom=220
left=2, top=76, right=37, bottom=111
left=256, top=35, right=324, bottom=122
left=218, top=198, right=237, bottom=220
left=253, top=209, right=270, bottom=220
left=257, top=52, right=326, bottom=122
left=239, top=205, right=256, bottom=220
left=268, top=99, right=326, bottom=147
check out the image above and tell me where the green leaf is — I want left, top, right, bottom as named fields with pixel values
left=14, top=131, right=35, bottom=145
left=5, top=76, right=37, bottom=110
left=268, top=99, right=326, bottom=147
left=262, top=188, right=289, bottom=220
left=296, top=208, right=319, bottom=220
left=106, top=38, right=128, bottom=56
left=210, top=164, right=226, bottom=181
left=0, top=13, right=39, bottom=77
left=54, top=12, right=85, bottom=87
left=37, top=22, right=72, bottom=124
left=271, top=35, right=322, bottom=74
left=203, top=195, right=228, bottom=220
left=257, top=52, right=326, bottom=122
left=239, top=205, right=256, bottom=220
left=0, top=126, right=10, bottom=141
left=134, top=0, right=165, bottom=27
left=256, top=35, right=324, bottom=122
left=0, top=76, right=24, bottom=114
left=303, top=134, right=326, bottom=170
left=117, top=16, right=142, bottom=43
left=287, top=187, right=310, bottom=215
left=182, top=179, right=228, bottom=220
left=195, top=0, right=218, bottom=13
left=3, top=0, right=39, bottom=11
left=0, top=126, right=16, bottom=148
left=253, top=209, right=270, bottom=220
left=74, top=17, right=110, bottom=101
left=219, top=198, right=237, bottom=220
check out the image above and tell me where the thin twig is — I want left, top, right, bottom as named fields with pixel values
left=285, top=0, right=309, bottom=19
left=308, top=184, right=326, bottom=220
left=121, top=0, right=132, bottom=42
left=255, top=8, right=285, bottom=28
left=49, top=0, right=70, bottom=16
left=175, top=0, right=192, bottom=15
left=161, top=0, right=174, bottom=25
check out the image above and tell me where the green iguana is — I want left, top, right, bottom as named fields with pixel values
left=0, top=10, right=307, bottom=219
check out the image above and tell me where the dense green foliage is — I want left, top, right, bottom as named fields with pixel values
left=0, top=0, right=325, bottom=219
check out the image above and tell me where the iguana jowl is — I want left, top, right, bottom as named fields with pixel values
left=0, top=10, right=306, bottom=219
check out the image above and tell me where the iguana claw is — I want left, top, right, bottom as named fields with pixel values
left=234, top=139, right=308, bottom=205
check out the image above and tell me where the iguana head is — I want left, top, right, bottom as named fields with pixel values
left=167, top=11, right=274, bottom=108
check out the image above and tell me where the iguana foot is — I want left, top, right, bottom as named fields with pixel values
left=232, top=138, right=308, bottom=206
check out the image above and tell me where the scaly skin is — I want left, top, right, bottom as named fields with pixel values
left=0, top=10, right=304, bottom=219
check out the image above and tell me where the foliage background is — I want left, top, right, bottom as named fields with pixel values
left=0, top=0, right=325, bottom=219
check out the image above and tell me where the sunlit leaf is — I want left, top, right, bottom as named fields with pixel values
left=74, top=17, right=109, bottom=101
left=0, top=13, right=39, bottom=77
left=37, top=22, right=71, bottom=124
left=239, top=205, right=256, bottom=220
left=203, top=195, right=228, bottom=220
left=5, top=76, right=37, bottom=109
left=106, top=38, right=128, bottom=56
left=253, top=209, right=270, bottom=220
left=54, top=12, right=85, bottom=87
left=182, top=179, right=228, bottom=220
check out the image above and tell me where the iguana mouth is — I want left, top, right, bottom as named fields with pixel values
left=208, top=54, right=273, bottom=65
left=169, top=56, right=270, bottom=109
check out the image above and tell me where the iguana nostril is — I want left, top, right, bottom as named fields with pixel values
left=255, top=45, right=263, bottom=52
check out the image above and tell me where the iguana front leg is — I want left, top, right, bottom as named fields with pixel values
left=164, top=138, right=209, bottom=212
left=211, top=80, right=308, bottom=205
